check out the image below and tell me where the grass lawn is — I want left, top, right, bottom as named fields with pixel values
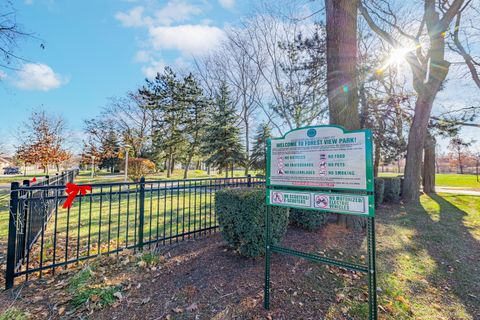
left=345, top=193, right=480, bottom=319
left=378, top=173, right=480, bottom=190
left=435, top=174, right=480, bottom=189
left=75, top=169, right=258, bottom=185
left=0, top=173, right=46, bottom=185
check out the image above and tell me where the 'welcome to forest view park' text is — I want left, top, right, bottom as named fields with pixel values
left=0, top=0, right=479, bottom=319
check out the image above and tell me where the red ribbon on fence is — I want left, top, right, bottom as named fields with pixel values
left=62, top=183, right=92, bottom=209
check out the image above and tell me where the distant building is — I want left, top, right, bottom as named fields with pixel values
left=0, top=156, right=13, bottom=170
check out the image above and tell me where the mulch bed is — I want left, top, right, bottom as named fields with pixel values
left=0, top=224, right=368, bottom=319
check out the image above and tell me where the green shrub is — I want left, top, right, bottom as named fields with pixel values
left=71, top=286, right=117, bottom=308
left=289, top=208, right=327, bottom=230
left=0, top=308, right=27, bottom=320
left=374, top=178, right=385, bottom=207
left=383, top=177, right=401, bottom=202
left=215, top=188, right=289, bottom=257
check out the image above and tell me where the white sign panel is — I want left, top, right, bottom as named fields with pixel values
left=267, top=126, right=373, bottom=191
left=267, top=189, right=374, bottom=216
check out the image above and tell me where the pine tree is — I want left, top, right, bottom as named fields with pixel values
left=250, top=122, right=271, bottom=173
left=139, top=67, right=188, bottom=177
left=99, top=130, right=121, bottom=173
left=181, top=74, right=210, bottom=178
left=202, top=82, right=244, bottom=177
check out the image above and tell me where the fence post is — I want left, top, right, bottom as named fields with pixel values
left=247, top=174, right=252, bottom=188
left=5, top=182, right=20, bottom=289
left=138, top=177, right=145, bottom=250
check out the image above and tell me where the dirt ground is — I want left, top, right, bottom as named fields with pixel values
left=0, top=224, right=367, bottom=320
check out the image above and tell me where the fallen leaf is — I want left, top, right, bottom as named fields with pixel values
left=172, top=307, right=184, bottom=314
left=186, top=303, right=198, bottom=312
left=113, top=292, right=123, bottom=300
left=58, top=307, right=65, bottom=315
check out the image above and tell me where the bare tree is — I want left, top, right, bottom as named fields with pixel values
left=0, top=1, right=33, bottom=72
left=239, top=11, right=328, bottom=131
left=195, top=28, right=264, bottom=175
left=359, top=0, right=470, bottom=202
left=103, top=93, right=154, bottom=157
left=448, top=134, right=474, bottom=174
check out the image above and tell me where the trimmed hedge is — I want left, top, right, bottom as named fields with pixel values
left=374, top=178, right=385, bottom=207
left=290, top=208, right=328, bottom=231
left=215, top=188, right=289, bottom=258
left=383, top=177, right=401, bottom=202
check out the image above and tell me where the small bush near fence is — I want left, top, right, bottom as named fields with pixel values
left=374, top=178, right=385, bottom=207
left=383, top=177, right=402, bottom=202
left=215, top=188, right=289, bottom=258
left=127, top=158, right=156, bottom=182
left=289, top=208, right=328, bottom=231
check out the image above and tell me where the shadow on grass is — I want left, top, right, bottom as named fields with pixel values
left=385, top=193, right=480, bottom=318
left=423, top=194, right=479, bottom=315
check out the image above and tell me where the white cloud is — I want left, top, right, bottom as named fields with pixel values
left=24, top=0, right=34, bottom=5
left=115, top=1, right=202, bottom=28
left=115, top=6, right=147, bottom=27
left=141, top=59, right=166, bottom=78
left=154, top=1, right=202, bottom=26
left=0, top=70, right=7, bottom=80
left=134, top=50, right=151, bottom=63
left=148, top=24, right=225, bottom=55
left=15, top=63, right=67, bottom=91
left=116, top=1, right=221, bottom=74
left=218, top=0, right=235, bottom=9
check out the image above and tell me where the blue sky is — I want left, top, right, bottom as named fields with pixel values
left=0, top=0, right=245, bottom=153
left=0, top=0, right=478, bottom=155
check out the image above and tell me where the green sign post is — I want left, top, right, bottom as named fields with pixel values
left=264, top=125, right=377, bottom=319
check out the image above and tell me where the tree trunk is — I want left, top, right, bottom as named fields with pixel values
left=402, top=75, right=448, bottom=202
left=244, top=99, right=250, bottom=175
left=476, top=158, right=479, bottom=182
left=167, top=153, right=173, bottom=178
left=326, top=0, right=363, bottom=229
left=225, top=165, right=228, bottom=178
left=170, top=157, right=175, bottom=176
left=183, top=155, right=193, bottom=179
left=326, top=0, right=360, bottom=131
left=422, top=132, right=436, bottom=194
left=458, top=152, right=463, bottom=174
left=402, top=94, right=434, bottom=202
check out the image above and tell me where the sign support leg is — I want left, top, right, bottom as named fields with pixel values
left=367, top=217, right=377, bottom=320
left=264, top=205, right=272, bottom=309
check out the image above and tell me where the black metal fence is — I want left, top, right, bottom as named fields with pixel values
left=5, top=175, right=264, bottom=289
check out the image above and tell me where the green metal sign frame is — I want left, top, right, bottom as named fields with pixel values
left=264, top=125, right=377, bottom=320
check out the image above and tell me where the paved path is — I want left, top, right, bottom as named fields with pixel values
left=435, top=187, right=480, bottom=196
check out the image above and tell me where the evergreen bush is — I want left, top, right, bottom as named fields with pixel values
left=289, top=208, right=328, bottom=230
left=383, top=177, right=401, bottom=202
left=374, top=177, right=385, bottom=207
left=215, top=188, right=289, bottom=258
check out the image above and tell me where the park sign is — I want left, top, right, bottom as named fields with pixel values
left=266, top=125, right=374, bottom=192
left=264, top=125, right=377, bottom=319
left=267, top=189, right=374, bottom=217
